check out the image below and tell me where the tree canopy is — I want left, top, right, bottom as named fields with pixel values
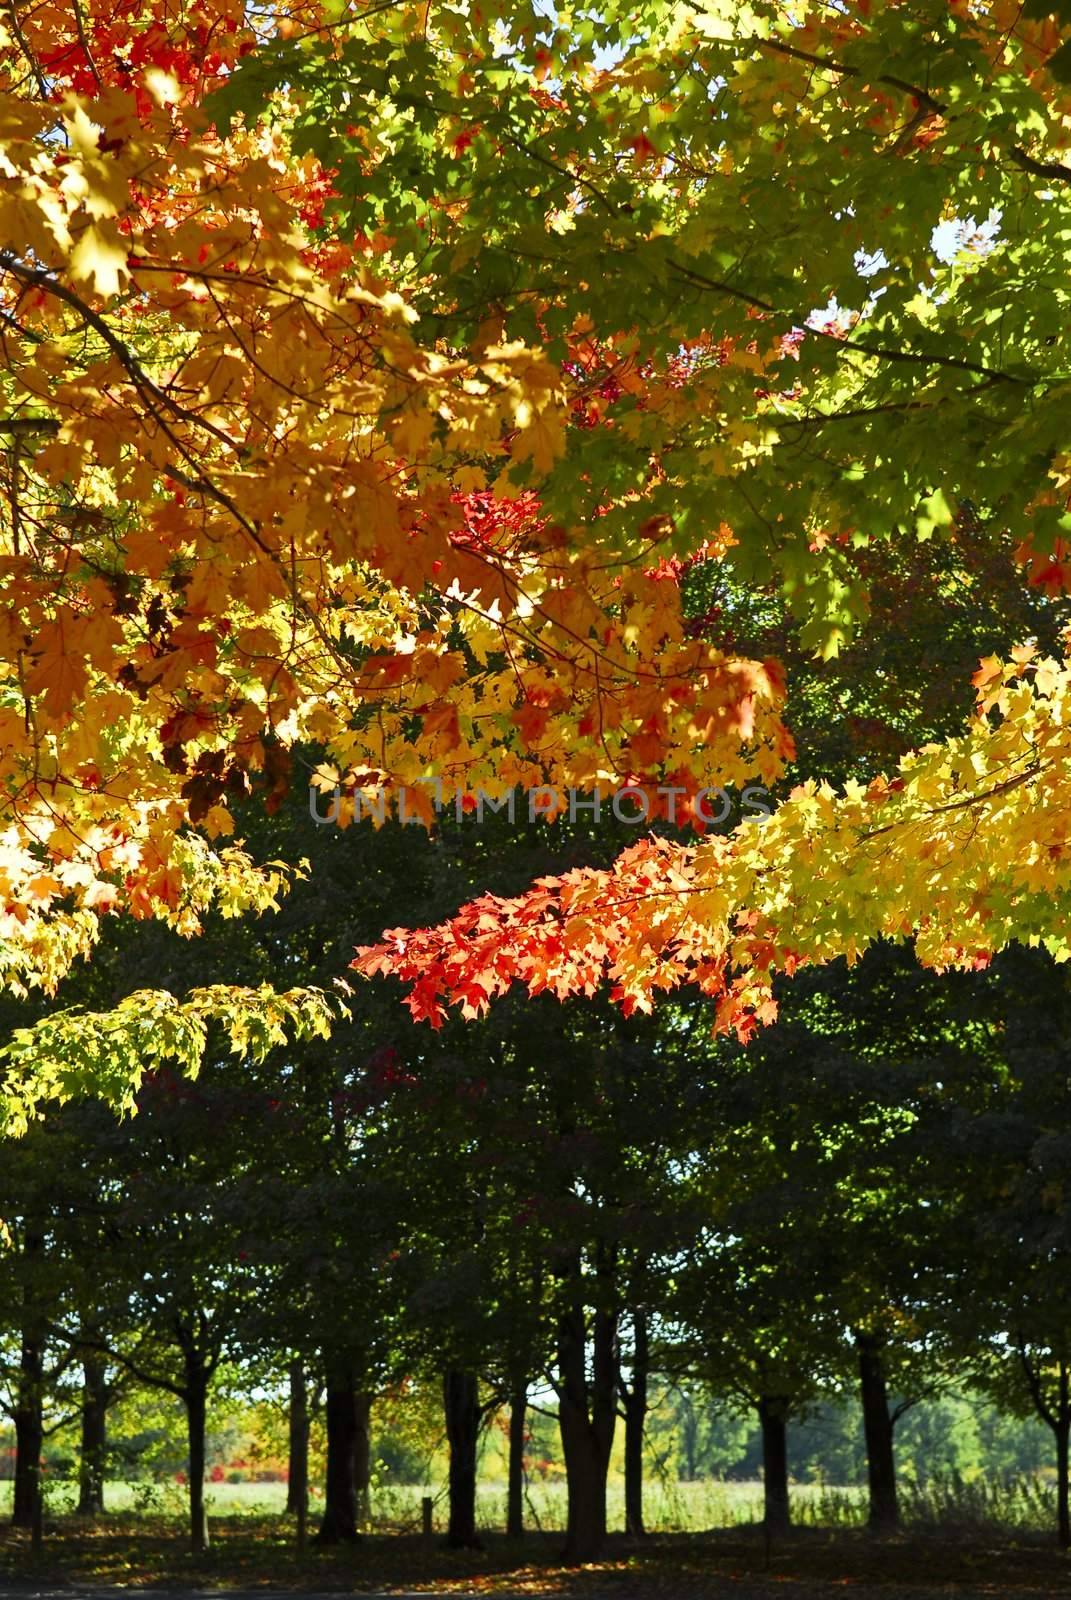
left=4, top=0, right=1071, bottom=1094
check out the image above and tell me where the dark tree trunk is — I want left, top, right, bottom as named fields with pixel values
left=12, top=1334, right=44, bottom=1528
left=506, top=1381, right=527, bottom=1539
left=857, top=1334, right=899, bottom=1534
left=758, top=1395, right=791, bottom=1540
left=286, top=1362, right=309, bottom=1516
left=1050, top=1414, right=1062, bottom=1548
left=557, top=1252, right=618, bottom=1564
left=77, top=1355, right=108, bottom=1516
left=1056, top=1360, right=1070, bottom=1550
left=1057, top=1415, right=1070, bottom=1551
left=184, top=1355, right=210, bottom=1553
left=443, top=1368, right=482, bottom=1549
left=623, top=1308, right=649, bottom=1536
left=315, top=1368, right=361, bottom=1545
left=354, top=1388, right=373, bottom=1526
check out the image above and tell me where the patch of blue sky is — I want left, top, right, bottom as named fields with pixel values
left=808, top=208, right=1004, bottom=328
left=531, top=0, right=633, bottom=71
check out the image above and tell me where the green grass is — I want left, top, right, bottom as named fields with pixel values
left=0, top=1471, right=1058, bottom=1536
left=372, top=1477, right=868, bottom=1534
left=0, top=1475, right=844, bottom=1531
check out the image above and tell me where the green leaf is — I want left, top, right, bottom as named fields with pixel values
left=916, top=489, right=956, bottom=541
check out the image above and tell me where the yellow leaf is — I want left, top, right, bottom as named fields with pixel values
left=510, top=407, right=564, bottom=475
left=26, top=614, right=89, bottom=717
left=69, top=222, right=129, bottom=298
left=454, top=465, right=487, bottom=494
left=201, top=804, right=235, bottom=839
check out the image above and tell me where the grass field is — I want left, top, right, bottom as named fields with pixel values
left=0, top=1470, right=1058, bottom=1534
left=0, top=1476, right=817, bottom=1530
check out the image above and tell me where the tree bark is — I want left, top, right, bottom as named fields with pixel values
left=557, top=1251, right=618, bottom=1564
left=857, top=1334, right=899, bottom=1534
left=354, top=1388, right=373, bottom=1526
left=11, top=1333, right=44, bottom=1528
left=77, top=1354, right=108, bottom=1517
left=506, top=1381, right=527, bottom=1539
left=1056, top=1359, right=1070, bottom=1550
left=315, top=1367, right=361, bottom=1544
left=443, top=1368, right=482, bottom=1549
left=758, top=1395, right=791, bottom=1540
left=623, top=1308, right=649, bottom=1536
left=1057, top=1413, right=1070, bottom=1551
left=184, top=1354, right=210, bottom=1554
left=285, top=1362, right=308, bottom=1516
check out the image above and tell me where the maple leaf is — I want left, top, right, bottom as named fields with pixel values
left=68, top=222, right=130, bottom=298
left=512, top=702, right=550, bottom=747
left=510, top=406, right=564, bottom=475
left=26, top=615, right=89, bottom=716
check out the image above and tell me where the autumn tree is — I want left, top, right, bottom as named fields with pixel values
left=0, top=0, right=788, bottom=1093
left=5, top=0, right=1071, bottom=1111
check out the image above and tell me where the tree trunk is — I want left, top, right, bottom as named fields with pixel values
left=623, top=1308, right=649, bottom=1536
left=506, top=1381, right=526, bottom=1539
left=11, top=1334, right=44, bottom=1528
left=77, top=1355, right=108, bottom=1517
left=758, top=1395, right=791, bottom=1540
left=557, top=1251, right=618, bottom=1564
left=286, top=1362, right=309, bottom=1516
left=443, top=1368, right=482, bottom=1549
left=857, top=1334, right=899, bottom=1534
left=1057, top=1414, right=1070, bottom=1551
left=354, top=1388, right=373, bottom=1526
left=184, top=1356, right=210, bottom=1554
left=315, top=1367, right=361, bottom=1544
left=1056, top=1359, right=1070, bottom=1550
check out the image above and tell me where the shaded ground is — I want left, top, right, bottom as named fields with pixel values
left=0, top=1520, right=1069, bottom=1597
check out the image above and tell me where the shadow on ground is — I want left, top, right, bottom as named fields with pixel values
left=0, top=1519, right=1068, bottom=1597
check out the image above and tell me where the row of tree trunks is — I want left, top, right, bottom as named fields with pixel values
left=11, top=1324, right=933, bottom=1555
left=756, top=1337, right=904, bottom=1543
left=435, top=1295, right=646, bottom=1563
left=434, top=1259, right=628, bottom=1563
